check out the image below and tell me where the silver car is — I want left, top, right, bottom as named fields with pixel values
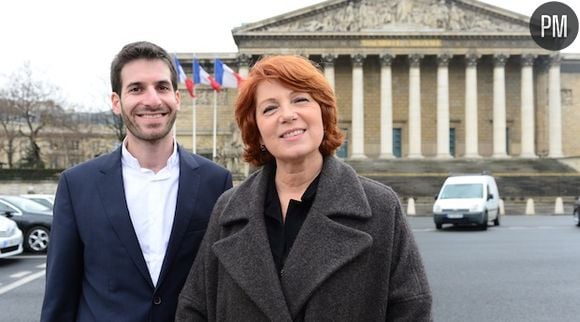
left=20, top=194, right=55, bottom=210
left=0, top=215, right=23, bottom=258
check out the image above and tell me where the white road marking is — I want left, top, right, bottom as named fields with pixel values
left=36, top=263, right=46, bottom=269
left=14, top=255, right=46, bottom=259
left=9, top=271, right=31, bottom=279
left=0, top=270, right=45, bottom=296
left=412, top=225, right=568, bottom=232
left=506, top=226, right=564, bottom=230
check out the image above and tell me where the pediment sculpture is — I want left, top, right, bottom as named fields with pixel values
left=260, top=0, right=528, bottom=33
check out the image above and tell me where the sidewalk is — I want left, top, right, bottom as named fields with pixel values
left=405, top=200, right=575, bottom=216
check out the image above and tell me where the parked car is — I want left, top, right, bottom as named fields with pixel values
left=0, top=215, right=23, bottom=258
left=20, top=194, right=55, bottom=210
left=574, top=197, right=580, bottom=227
left=0, top=195, right=52, bottom=253
left=433, top=174, right=501, bottom=230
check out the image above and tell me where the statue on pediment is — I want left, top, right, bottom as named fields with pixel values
left=392, top=0, right=414, bottom=22
left=260, top=0, right=527, bottom=33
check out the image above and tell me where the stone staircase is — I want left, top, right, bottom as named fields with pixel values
left=346, top=158, right=580, bottom=199
left=346, top=157, right=580, bottom=215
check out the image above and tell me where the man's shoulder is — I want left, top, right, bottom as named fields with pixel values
left=188, top=153, right=218, bottom=167
left=62, top=150, right=118, bottom=177
left=182, top=151, right=230, bottom=175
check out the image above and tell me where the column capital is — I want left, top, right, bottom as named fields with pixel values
left=408, top=54, right=423, bottom=67
left=351, top=53, right=366, bottom=67
left=548, top=54, right=562, bottom=66
left=380, top=53, right=395, bottom=66
left=322, top=54, right=338, bottom=67
left=237, top=53, right=251, bottom=67
left=521, top=54, right=537, bottom=67
left=437, top=53, right=452, bottom=67
left=465, top=53, right=481, bottom=67
left=493, top=54, right=509, bottom=67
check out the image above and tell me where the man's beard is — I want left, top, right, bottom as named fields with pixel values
left=120, top=106, right=176, bottom=142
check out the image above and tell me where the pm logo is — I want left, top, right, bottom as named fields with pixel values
left=530, top=1, right=578, bottom=51
left=542, top=14, right=568, bottom=38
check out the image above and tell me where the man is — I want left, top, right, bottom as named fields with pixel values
left=41, top=41, right=233, bottom=322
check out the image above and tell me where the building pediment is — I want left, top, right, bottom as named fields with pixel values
left=233, top=0, right=529, bottom=35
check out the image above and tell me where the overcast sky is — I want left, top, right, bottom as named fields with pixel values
left=0, top=0, right=578, bottom=110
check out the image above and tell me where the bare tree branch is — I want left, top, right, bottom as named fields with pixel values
left=0, top=62, right=62, bottom=168
left=0, top=98, right=21, bottom=168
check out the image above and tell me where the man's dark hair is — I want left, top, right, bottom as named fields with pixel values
left=110, top=41, right=178, bottom=96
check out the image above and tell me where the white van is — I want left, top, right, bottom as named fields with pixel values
left=433, top=175, right=500, bottom=230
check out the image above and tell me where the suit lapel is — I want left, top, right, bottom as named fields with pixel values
left=156, top=147, right=200, bottom=288
left=280, top=157, right=373, bottom=318
left=212, top=166, right=293, bottom=321
left=96, top=147, right=153, bottom=288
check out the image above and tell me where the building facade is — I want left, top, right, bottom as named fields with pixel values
left=0, top=111, right=119, bottom=169
left=175, top=0, right=579, bottom=161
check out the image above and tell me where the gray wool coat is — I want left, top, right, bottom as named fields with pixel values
left=176, top=156, right=432, bottom=321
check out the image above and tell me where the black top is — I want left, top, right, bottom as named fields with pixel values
left=264, top=168, right=320, bottom=274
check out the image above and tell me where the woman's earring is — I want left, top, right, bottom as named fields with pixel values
left=260, top=144, right=267, bottom=152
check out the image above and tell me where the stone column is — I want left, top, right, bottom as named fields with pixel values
left=436, top=53, right=452, bottom=159
left=520, top=54, right=537, bottom=158
left=351, top=54, right=367, bottom=159
left=464, top=53, right=481, bottom=158
left=379, top=54, right=395, bottom=159
left=322, top=54, right=338, bottom=91
left=408, top=54, right=423, bottom=159
left=237, top=54, right=251, bottom=176
left=548, top=54, right=563, bottom=158
left=237, top=53, right=250, bottom=78
left=492, top=54, right=509, bottom=158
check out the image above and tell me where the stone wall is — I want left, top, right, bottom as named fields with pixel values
left=562, top=71, right=580, bottom=156
left=0, top=180, right=58, bottom=195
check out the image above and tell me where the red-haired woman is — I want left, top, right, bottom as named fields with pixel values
left=176, top=55, right=432, bottom=321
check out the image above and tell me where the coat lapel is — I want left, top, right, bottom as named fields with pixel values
left=280, top=157, right=373, bottom=318
left=156, top=147, right=200, bottom=288
left=212, top=165, right=293, bottom=321
left=96, top=147, right=153, bottom=288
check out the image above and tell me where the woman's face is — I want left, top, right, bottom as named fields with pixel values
left=254, top=80, right=324, bottom=165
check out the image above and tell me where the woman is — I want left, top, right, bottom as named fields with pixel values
left=176, top=55, right=432, bottom=321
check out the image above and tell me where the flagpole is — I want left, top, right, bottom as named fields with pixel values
left=192, top=90, right=197, bottom=154
left=190, top=55, right=196, bottom=154
left=212, top=90, right=217, bottom=161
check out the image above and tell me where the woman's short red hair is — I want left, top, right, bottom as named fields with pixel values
left=235, top=55, right=344, bottom=166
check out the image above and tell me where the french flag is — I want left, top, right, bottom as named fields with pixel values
left=173, top=55, right=195, bottom=97
left=194, top=59, right=221, bottom=91
left=214, top=58, right=244, bottom=88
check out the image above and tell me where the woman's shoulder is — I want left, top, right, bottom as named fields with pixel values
left=357, top=175, right=401, bottom=207
left=212, top=167, right=266, bottom=212
left=322, top=157, right=401, bottom=207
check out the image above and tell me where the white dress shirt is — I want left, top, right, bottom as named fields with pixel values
left=121, top=141, right=180, bottom=287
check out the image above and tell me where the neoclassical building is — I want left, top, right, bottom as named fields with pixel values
left=174, top=0, right=580, bottom=163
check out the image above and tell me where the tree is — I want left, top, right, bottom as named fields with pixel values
left=0, top=62, right=62, bottom=169
left=97, top=77, right=125, bottom=142
left=108, top=110, right=126, bottom=142
left=19, top=140, right=44, bottom=169
left=0, top=98, right=21, bottom=168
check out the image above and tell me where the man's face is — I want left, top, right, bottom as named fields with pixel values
left=111, top=58, right=180, bottom=143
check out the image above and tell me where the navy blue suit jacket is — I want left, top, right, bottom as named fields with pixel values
left=41, top=145, right=232, bottom=322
